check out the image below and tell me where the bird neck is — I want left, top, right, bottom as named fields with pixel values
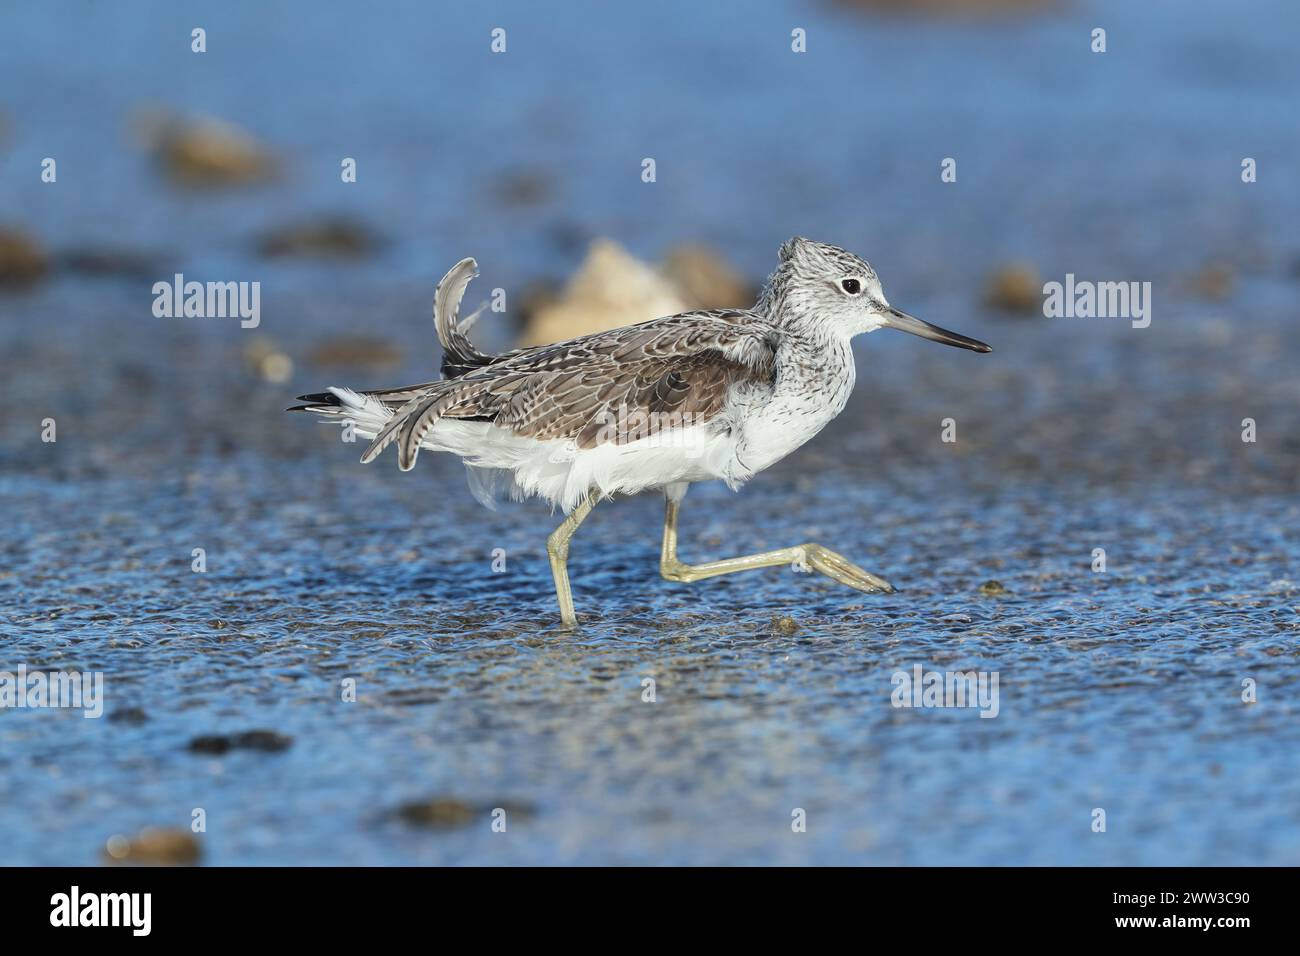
left=758, top=276, right=855, bottom=347
left=777, top=307, right=856, bottom=352
left=775, top=324, right=857, bottom=397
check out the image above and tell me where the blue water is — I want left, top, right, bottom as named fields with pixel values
left=1, top=0, right=1298, bottom=865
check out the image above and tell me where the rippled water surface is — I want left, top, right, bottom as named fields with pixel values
left=1, top=0, right=1298, bottom=865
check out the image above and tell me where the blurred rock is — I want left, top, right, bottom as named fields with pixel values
left=836, top=0, right=1056, bottom=15
left=396, top=797, right=477, bottom=829
left=984, top=262, right=1041, bottom=314
left=493, top=168, right=554, bottom=207
left=308, top=336, right=404, bottom=368
left=521, top=239, right=689, bottom=346
left=663, top=243, right=756, bottom=310
left=104, top=828, right=201, bottom=865
left=134, top=110, right=277, bottom=187
left=394, top=797, right=536, bottom=829
left=108, top=707, right=150, bottom=724
left=0, top=227, right=50, bottom=288
left=258, top=217, right=381, bottom=259
left=58, top=246, right=160, bottom=279
left=1188, top=261, right=1234, bottom=301
left=243, top=337, right=294, bottom=384
left=188, top=729, right=293, bottom=754
left=546, top=221, right=592, bottom=255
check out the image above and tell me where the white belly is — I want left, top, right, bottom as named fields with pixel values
left=323, top=335, right=857, bottom=513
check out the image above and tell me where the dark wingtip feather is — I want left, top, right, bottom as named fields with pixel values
left=295, top=391, right=342, bottom=405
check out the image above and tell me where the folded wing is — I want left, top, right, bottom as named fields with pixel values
left=361, top=310, right=779, bottom=472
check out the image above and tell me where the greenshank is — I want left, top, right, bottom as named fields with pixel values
left=290, top=238, right=992, bottom=626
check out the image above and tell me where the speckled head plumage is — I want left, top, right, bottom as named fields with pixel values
left=760, top=236, right=992, bottom=353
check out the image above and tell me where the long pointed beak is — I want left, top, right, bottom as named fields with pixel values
left=884, top=307, right=992, bottom=353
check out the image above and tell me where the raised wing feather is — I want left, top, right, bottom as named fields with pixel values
left=434, top=257, right=498, bottom=379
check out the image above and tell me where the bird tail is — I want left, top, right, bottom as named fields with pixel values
left=287, top=257, right=501, bottom=470
left=286, top=387, right=395, bottom=441
left=434, top=257, right=498, bottom=378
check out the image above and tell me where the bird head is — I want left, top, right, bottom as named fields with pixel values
left=764, top=237, right=992, bottom=353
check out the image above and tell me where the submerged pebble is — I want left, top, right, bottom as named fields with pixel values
left=187, top=730, right=294, bottom=754
left=57, top=246, right=161, bottom=279
left=308, top=336, right=404, bottom=368
left=394, top=797, right=536, bottom=830
left=258, top=218, right=382, bottom=258
left=770, top=615, right=800, bottom=635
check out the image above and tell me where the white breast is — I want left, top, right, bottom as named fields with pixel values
left=721, top=338, right=856, bottom=482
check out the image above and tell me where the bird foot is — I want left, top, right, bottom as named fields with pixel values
left=801, top=544, right=895, bottom=594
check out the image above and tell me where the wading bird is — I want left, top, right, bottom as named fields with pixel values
left=290, top=238, right=991, bottom=626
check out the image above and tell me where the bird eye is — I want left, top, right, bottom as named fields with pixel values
left=840, top=278, right=861, bottom=295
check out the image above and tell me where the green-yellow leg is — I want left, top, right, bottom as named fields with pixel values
left=659, top=496, right=894, bottom=594
left=547, top=495, right=596, bottom=627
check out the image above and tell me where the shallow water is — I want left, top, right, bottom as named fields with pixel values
left=2, top=0, right=1299, bottom=865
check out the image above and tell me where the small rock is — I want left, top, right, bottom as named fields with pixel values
left=58, top=246, right=160, bottom=279
left=1189, top=262, right=1234, bottom=301
left=979, top=579, right=1010, bottom=596
left=104, top=828, right=201, bottom=866
left=396, top=797, right=478, bottom=829
left=770, top=615, right=800, bottom=635
left=984, top=262, right=1041, bottom=313
left=188, top=735, right=232, bottom=755
left=258, top=217, right=381, bottom=258
left=108, top=707, right=149, bottom=725
left=187, top=729, right=293, bottom=754
left=308, top=336, right=404, bottom=368
left=135, top=110, right=277, bottom=187
left=395, top=797, right=535, bottom=830
left=231, top=730, right=294, bottom=751
left=662, top=244, right=756, bottom=310
left=0, top=227, right=50, bottom=288
left=520, top=239, right=689, bottom=346
left=493, top=169, right=554, bottom=207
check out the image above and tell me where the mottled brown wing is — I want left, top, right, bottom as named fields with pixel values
left=361, top=311, right=778, bottom=470
left=443, top=311, right=779, bottom=449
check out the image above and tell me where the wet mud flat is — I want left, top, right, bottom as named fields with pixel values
left=2, top=282, right=1298, bottom=864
